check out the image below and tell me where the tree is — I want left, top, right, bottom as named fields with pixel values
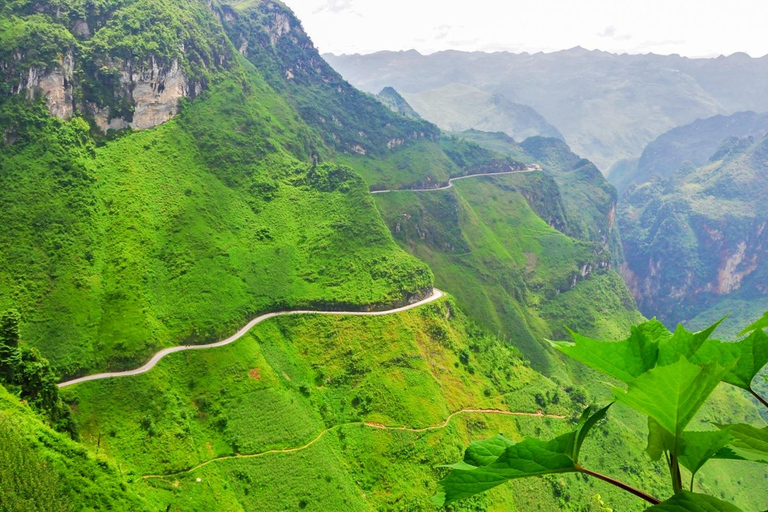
left=0, top=309, right=76, bottom=437
left=0, top=309, right=21, bottom=382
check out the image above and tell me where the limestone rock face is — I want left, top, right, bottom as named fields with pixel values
left=91, top=58, right=194, bottom=132
left=18, top=50, right=75, bottom=120
left=20, top=53, right=196, bottom=132
left=619, top=135, right=768, bottom=326
left=268, top=12, right=291, bottom=46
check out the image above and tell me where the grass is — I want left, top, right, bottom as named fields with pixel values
left=0, top=385, right=155, bottom=511
left=0, top=76, right=431, bottom=379
left=64, top=297, right=568, bottom=510
left=374, top=172, right=641, bottom=374
left=337, top=139, right=460, bottom=191
left=63, top=297, right=768, bottom=511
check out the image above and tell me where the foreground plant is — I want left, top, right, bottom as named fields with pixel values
left=433, top=316, right=768, bottom=510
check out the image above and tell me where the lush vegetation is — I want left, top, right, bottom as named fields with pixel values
left=2, top=1, right=766, bottom=511
left=64, top=297, right=563, bottom=511
left=435, top=316, right=768, bottom=510
left=374, top=171, right=640, bottom=373
left=0, top=384, right=154, bottom=511
left=0, top=77, right=432, bottom=378
left=0, top=309, right=75, bottom=436
left=620, top=134, right=768, bottom=328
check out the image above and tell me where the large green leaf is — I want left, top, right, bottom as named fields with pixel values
left=647, top=420, right=733, bottom=476
left=692, top=330, right=768, bottom=390
left=555, top=319, right=727, bottom=385
left=657, top=321, right=723, bottom=367
left=460, top=434, right=515, bottom=468
left=715, top=423, right=768, bottom=464
left=554, top=320, right=667, bottom=382
left=647, top=418, right=675, bottom=461
left=433, top=405, right=610, bottom=506
left=644, top=491, right=743, bottom=511
left=614, top=358, right=730, bottom=435
left=678, top=429, right=734, bottom=476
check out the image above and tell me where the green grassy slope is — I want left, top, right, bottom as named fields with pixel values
left=64, top=297, right=767, bottom=511
left=456, top=132, right=621, bottom=258
left=374, top=172, right=642, bottom=374
left=0, top=385, right=154, bottom=511
left=0, top=73, right=431, bottom=379
left=64, top=297, right=562, bottom=511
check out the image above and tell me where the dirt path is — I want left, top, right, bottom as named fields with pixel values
left=141, top=408, right=567, bottom=480
left=370, top=167, right=537, bottom=194
left=58, top=289, right=444, bottom=388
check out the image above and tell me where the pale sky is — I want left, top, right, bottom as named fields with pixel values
left=282, top=0, right=768, bottom=58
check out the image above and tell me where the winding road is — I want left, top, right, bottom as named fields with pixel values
left=370, top=167, right=538, bottom=194
left=142, top=407, right=566, bottom=479
left=60, top=168, right=541, bottom=389
left=58, top=289, right=445, bottom=388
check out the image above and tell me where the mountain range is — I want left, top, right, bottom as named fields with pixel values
left=325, top=49, right=768, bottom=171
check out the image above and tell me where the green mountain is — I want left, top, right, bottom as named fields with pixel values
left=620, top=134, right=768, bottom=334
left=610, top=111, right=768, bottom=194
left=376, top=86, right=422, bottom=119
left=1, top=1, right=766, bottom=511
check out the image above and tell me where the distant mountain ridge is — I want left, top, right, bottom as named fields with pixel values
left=610, top=111, right=768, bottom=193
left=395, top=83, right=563, bottom=142
left=325, top=48, right=768, bottom=170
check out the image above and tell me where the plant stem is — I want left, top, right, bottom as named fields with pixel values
left=669, top=452, right=683, bottom=494
left=750, top=388, right=768, bottom=410
left=576, top=466, right=661, bottom=505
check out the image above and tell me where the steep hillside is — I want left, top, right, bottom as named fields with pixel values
left=454, top=132, right=621, bottom=258
left=0, top=0, right=435, bottom=379
left=214, top=0, right=439, bottom=157
left=63, top=297, right=768, bottom=512
left=374, top=171, right=640, bottom=374
left=0, top=384, right=155, bottom=511
left=324, top=48, right=768, bottom=170
left=455, top=129, right=531, bottom=162
left=611, top=111, right=768, bottom=194
left=519, top=137, right=620, bottom=256
left=620, top=134, right=768, bottom=328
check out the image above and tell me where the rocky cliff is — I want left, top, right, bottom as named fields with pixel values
left=620, top=135, right=768, bottom=325
left=1, top=0, right=231, bottom=132
left=215, top=0, right=439, bottom=156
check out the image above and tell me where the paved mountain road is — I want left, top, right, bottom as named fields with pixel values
left=58, top=289, right=445, bottom=388
left=370, top=167, right=538, bottom=194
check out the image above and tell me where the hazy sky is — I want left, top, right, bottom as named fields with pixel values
left=282, top=0, right=768, bottom=58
